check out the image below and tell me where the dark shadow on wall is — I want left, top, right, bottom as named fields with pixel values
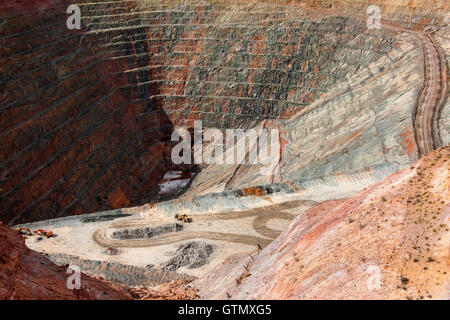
left=0, top=3, right=178, bottom=225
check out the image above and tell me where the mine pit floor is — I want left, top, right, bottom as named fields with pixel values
left=17, top=172, right=396, bottom=286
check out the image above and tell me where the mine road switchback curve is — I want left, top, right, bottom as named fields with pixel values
left=313, top=10, right=448, bottom=158
left=92, top=200, right=316, bottom=248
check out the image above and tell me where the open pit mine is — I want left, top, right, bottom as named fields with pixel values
left=0, top=0, right=449, bottom=301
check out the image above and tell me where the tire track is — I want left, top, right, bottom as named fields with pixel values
left=311, top=10, right=446, bottom=157
left=93, top=200, right=316, bottom=248
left=414, top=32, right=445, bottom=156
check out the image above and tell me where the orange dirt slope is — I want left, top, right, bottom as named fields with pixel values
left=212, top=146, right=449, bottom=299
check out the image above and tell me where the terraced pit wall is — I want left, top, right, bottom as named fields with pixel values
left=0, top=0, right=441, bottom=224
left=1, top=0, right=174, bottom=224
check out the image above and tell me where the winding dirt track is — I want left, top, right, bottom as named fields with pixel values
left=93, top=200, right=316, bottom=248
left=314, top=11, right=446, bottom=158
left=365, top=20, right=445, bottom=157
left=413, top=32, right=445, bottom=156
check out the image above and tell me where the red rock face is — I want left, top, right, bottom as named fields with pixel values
left=0, top=222, right=131, bottom=299
left=3, top=0, right=61, bottom=12
left=0, top=1, right=174, bottom=225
